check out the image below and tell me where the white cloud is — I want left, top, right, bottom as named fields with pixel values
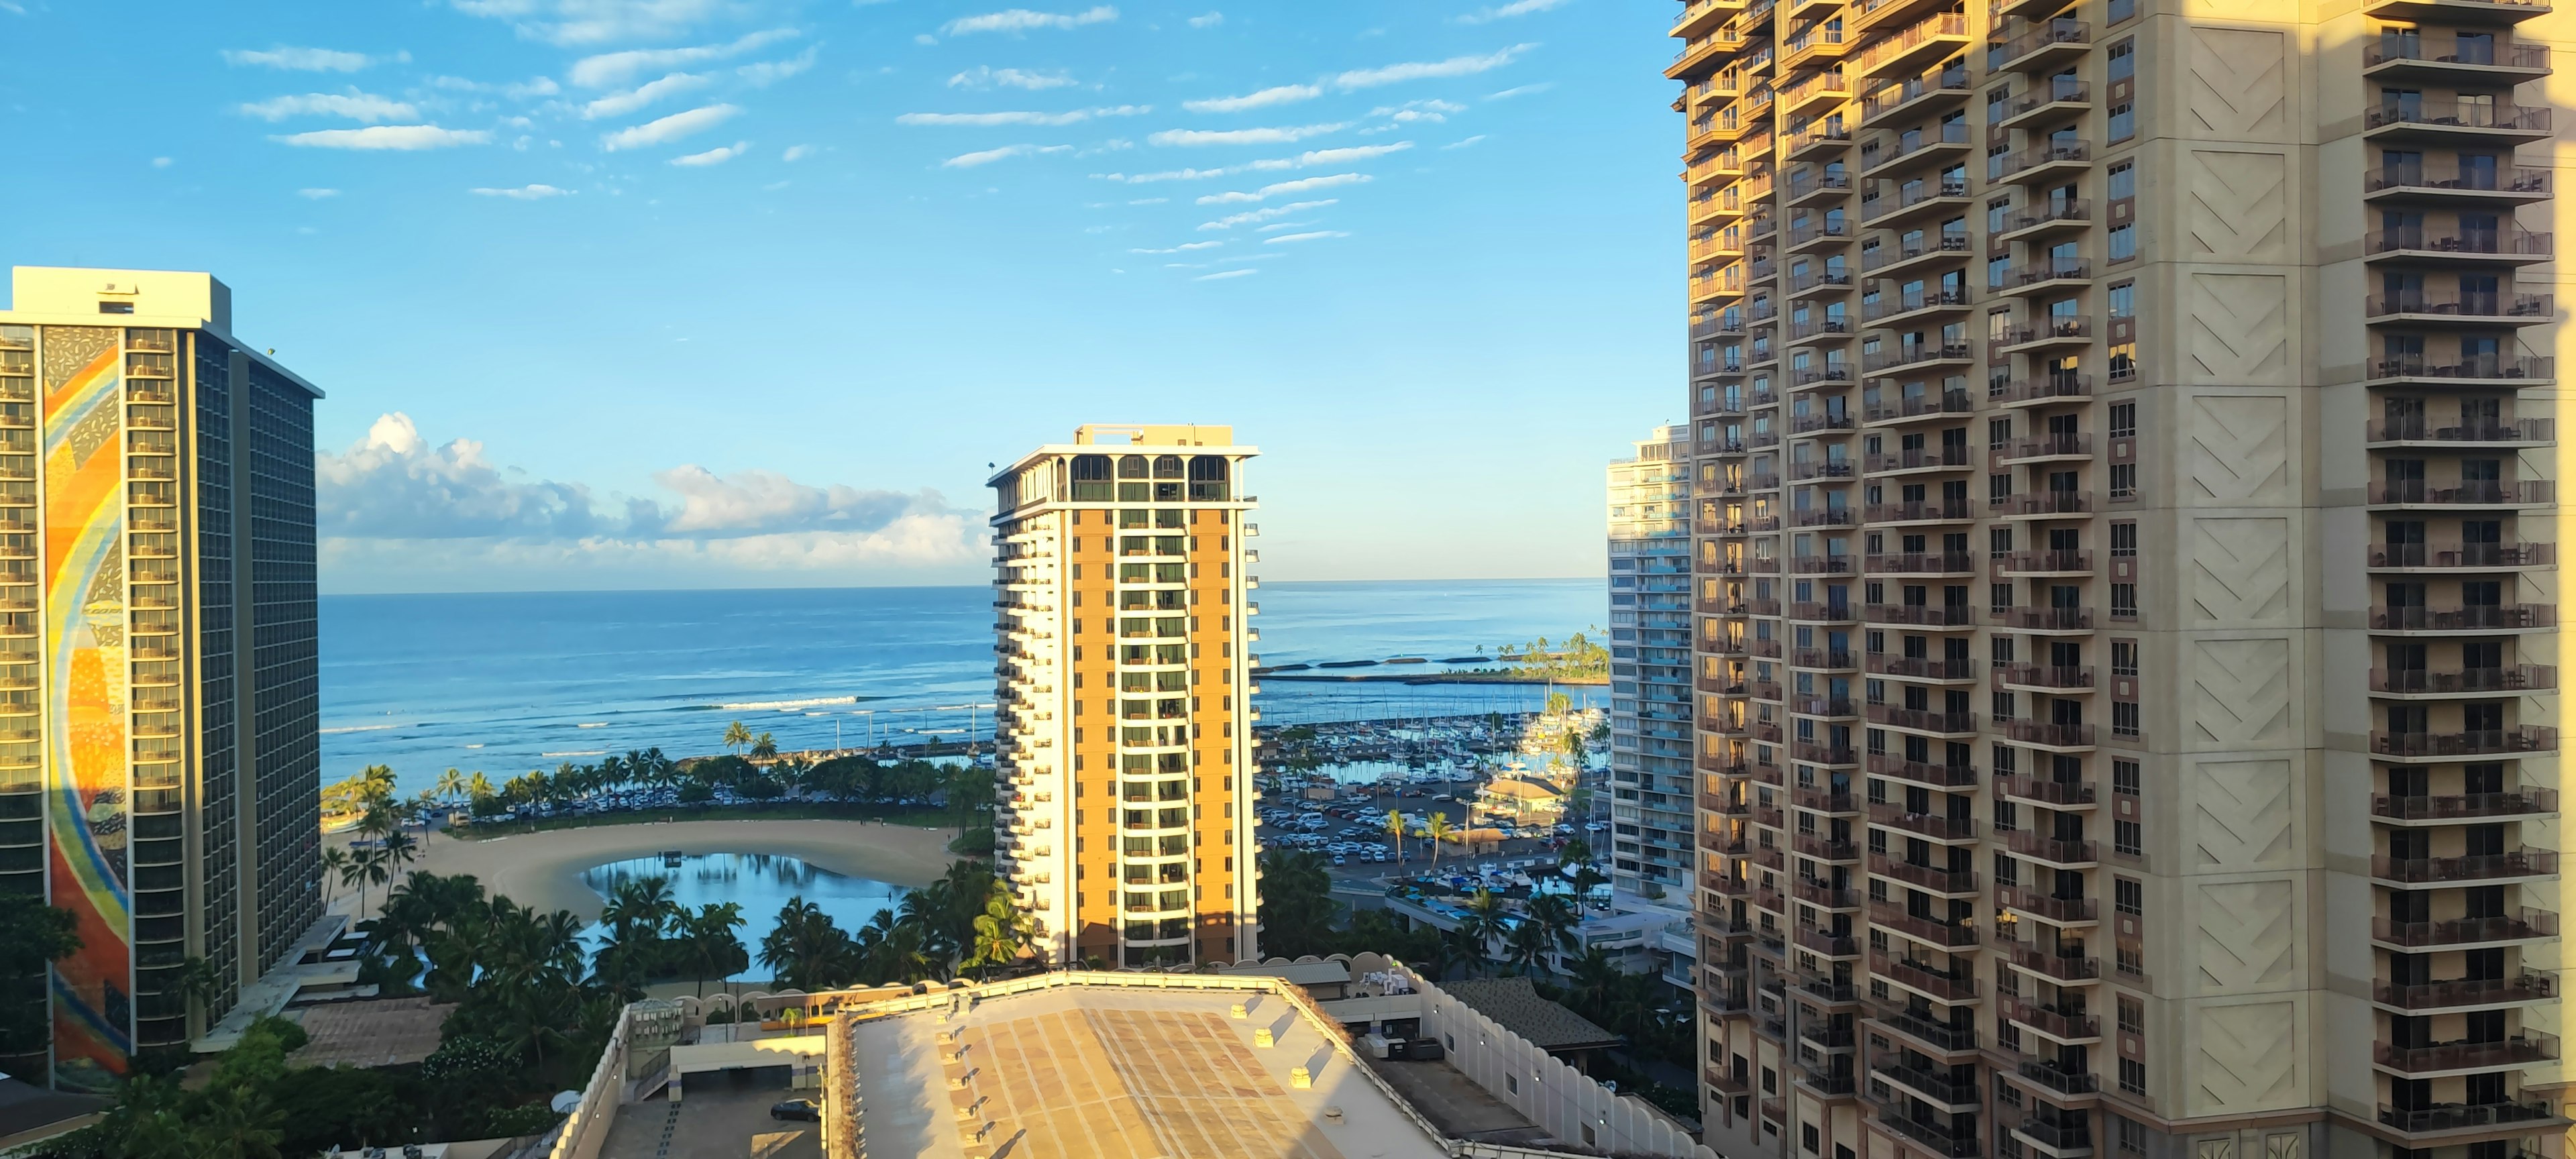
left=1093, top=159, right=1291, bottom=182
left=1197, top=199, right=1336, bottom=229
left=898, top=105, right=1145, bottom=127
left=1487, top=82, right=1553, bottom=99
left=1368, top=98, right=1468, bottom=125
left=470, top=184, right=573, bottom=199
left=1195, top=269, right=1256, bottom=281
left=449, top=0, right=745, bottom=48
left=222, top=46, right=376, bottom=72
left=1297, top=142, right=1411, bottom=164
left=1128, top=197, right=1167, bottom=204
left=600, top=103, right=742, bottom=150
left=1187, top=11, right=1224, bottom=26
left=1444, top=135, right=1489, bottom=149
left=1130, top=241, right=1224, bottom=253
left=568, top=29, right=799, bottom=89
left=943, top=6, right=1118, bottom=34
left=1254, top=221, right=1313, bottom=231
left=1150, top=123, right=1344, bottom=146
left=434, top=74, right=563, bottom=99
left=671, top=140, right=749, bottom=166
left=782, top=144, right=814, bottom=161
left=736, top=47, right=818, bottom=86
left=1264, top=229, right=1348, bottom=244
left=298, top=187, right=340, bottom=199
left=1456, top=0, right=1570, bottom=22
left=150, top=157, right=174, bottom=168
left=273, top=125, right=492, bottom=150
left=1332, top=44, right=1533, bottom=89
left=943, top=143, right=1073, bottom=167
left=1195, top=172, right=1368, bottom=203
left=580, top=72, right=712, bottom=119
left=239, top=90, right=422, bottom=123
left=949, top=65, right=1077, bottom=90
left=1183, top=85, right=1320, bottom=113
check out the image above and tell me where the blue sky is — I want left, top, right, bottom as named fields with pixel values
left=0, top=0, right=1682, bottom=593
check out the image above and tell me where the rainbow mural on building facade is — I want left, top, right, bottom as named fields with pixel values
left=40, top=326, right=130, bottom=1092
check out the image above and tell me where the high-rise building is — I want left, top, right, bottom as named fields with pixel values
left=0, top=268, right=323, bottom=1090
left=1671, top=3, right=2567, bottom=1158
left=1609, top=424, right=1699, bottom=904
left=988, top=425, right=1261, bottom=969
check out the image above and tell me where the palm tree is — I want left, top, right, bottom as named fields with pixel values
left=1503, top=918, right=1554, bottom=977
left=433, top=768, right=466, bottom=802
left=759, top=896, right=855, bottom=991
left=722, top=720, right=753, bottom=755
left=1521, top=892, right=1582, bottom=973
left=967, top=890, right=1034, bottom=979
left=317, top=846, right=350, bottom=900
left=1453, top=889, right=1510, bottom=975
left=751, top=732, right=779, bottom=761
left=189, top=1082, right=285, bottom=1159
left=342, top=846, right=390, bottom=918
left=173, top=954, right=225, bottom=1019
left=466, top=771, right=496, bottom=802
left=378, top=830, right=420, bottom=896
left=679, top=902, right=748, bottom=997
left=1420, top=813, right=1456, bottom=868
left=1384, top=809, right=1407, bottom=871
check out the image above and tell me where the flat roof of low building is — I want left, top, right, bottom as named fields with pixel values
left=1434, top=979, right=1621, bottom=1053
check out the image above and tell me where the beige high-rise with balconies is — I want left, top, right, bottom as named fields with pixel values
left=988, top=425, right=1262, bottom=971
left=1672, top=1, right=2571, bottom=1157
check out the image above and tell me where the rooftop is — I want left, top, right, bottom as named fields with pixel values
left=1435, top=979, right=1622, bottom=1053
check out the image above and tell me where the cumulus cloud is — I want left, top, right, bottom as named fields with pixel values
left=1183, top=85, right=1319, bottom=113
left=949, top=65, right=1077, bottom=90
left=222, top=46, right=377, bottom=72
left=273, top=125, right=492, bottom=150
left=580, top=72, right=712, bottom=119
left=1332, top=44, right=1532, bottom=89
left=568, top=29, right=799, bottom=89
left=898, top=105, right=1145, bottom=127
left=239, top=90, right=421, bottom=123
left=1187, top=11, right=1224, bottom=26
left=451, top=0, right=747, bottom=48
left=942, top=6, right=1118, bottom=34
left=1197, top=199, right=1335, bottom=230
left=1456, top=0, right=1570, bottom=21
left=943, top=143, right=1073, bottom=167
left=1149, top=122, right=1344, bottom=146
left=1194, top=172, right=1367, bottom=204
left=782, top=144, right=813, bottom=161
left=600, top=103, right=741, bottom=150
left=671, top=140, right=749, bottom=166
left=470, top=184, right=574, bottom=198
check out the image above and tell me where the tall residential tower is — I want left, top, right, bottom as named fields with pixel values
left=1671, top=3, right=2571, bottom=1158
left=989, top=425, right=1261, bottom=969
left=1609, top=423, right=1700, bottom=903
left=0, top=268, right=323, bottom=1090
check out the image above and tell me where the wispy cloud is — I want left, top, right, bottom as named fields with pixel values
left=1195, top=268, right=1258, bottom=281
left=1188, top=11, right=1224, bottom=27
left=581, top=73, right=711, bottom=119
left=1197, top=199, right=1336, bottom=230
left=1265, top=229, right=1350, bottom=244
left=1196, top=172, right=1368, bottom=204
left=943, top=143, right=1073, bottom=167
left=152, top=157, right=174, bottom=168
left=1332, top=44, right=1533, bottom=90
left=1131, top=241, right=1224, bottom=253
left=949, top=65, right=1077, bottom=90
left=1456, top=0, right=1572, bottom=22
left=568, top=30, right=799, bottom=89
left=297, top=188, right=340, bottom=199
left=736, top=47, right=818, bottom=87
left=222, top=46, right=378, bottom=72
left=672, top=140, right=749, bottom=166
left=600, top=103, right=741, bottom=151
left=1298, top=142, right=1411, bottom=164
left=1183, top=85, right=1320, bottom=113
left=470, top=184, right=572, bottom=199
left=238, top=91, right=420, bottom=123
left=449, top=0, right=745, bottom=48
left=782, top=144, right=814, bottom=162
left=1368, top=99, right=1467, bottom=125
left=899, top=105, right=1146, bottom=127
left=274, top=125, right=492, bottom=150
left=431, top=74, right=562, bottom=99
left=1443, top=134, right=1489, bottom=149
left=943, top=6, right=1118, bottom=34
left=1487, top=82, right=1554, bottom=99
left=1150, top=123, right=1345, bottom=147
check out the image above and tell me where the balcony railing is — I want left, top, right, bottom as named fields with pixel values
left=1993, top=372, right=2093, bottom=406
left=2371, top=847, right=2557, bottom=883
left=1868, top=753, right=1980, bottom=786
left=2368, top=665, right=2556, bottom=694
left=1996, top=606, right=2094, bottom=631
left=2365, top=99, right=2552, bottom=133
left=2370, top=542, right=2555, bottom=569
left=2374, top=1032, right=2557, bottom=1073
left=2372, top=788, right=2558, bottom=820
left=2368, top=480, right=2554, bottom=506
left=2375, top=973, right=2555, bottom=1010
left=2003, top=830, right=2098, bottom=865
left=2000, top=553, right=2092, bottom=575
left=2367, top=163, right=2551, bottom=197
left=1868, top=705, right=1978, bottom=734
left=1992, top=490, right=2093, bottom=517
left=1870, top=902, right=1979, bottom=948
left=1868, top=655, right=1976, bottom=681
left=2367, top=417, right=2553, bottom=443
left=2365, top=228, right=2553, bottom=260
left=1997, top=883, right=2099, bottom=924
left=2005, top=997, right=2102, bottom=1040
left=1869, top=855, right=1980, bottom=897
left=2377, top=1099, right=2559, bottom=1136
left=1866, top=602, right=1976, bottom=626
left=2374, top=909, right=2555, bottom=948
left=2000, top=773, right=2096, bottom=806
left=2367, top=292, right=2553, bottom=320
left=2369, top=728, right=2557, bottom=757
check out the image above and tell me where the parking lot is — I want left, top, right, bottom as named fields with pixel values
left=1256, top=787, right=1605, bottom=883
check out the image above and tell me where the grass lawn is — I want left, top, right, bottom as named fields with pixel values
left=453, top=801, right=967, bottom=839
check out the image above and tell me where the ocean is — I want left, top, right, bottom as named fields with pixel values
left=319, top=578, right=1605, bottom=792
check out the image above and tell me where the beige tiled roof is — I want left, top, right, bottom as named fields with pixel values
left=1438, top=978, right=1622, bottom=1051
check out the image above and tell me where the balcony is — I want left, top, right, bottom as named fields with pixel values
left=2366, top=292, right=2553, bottom=326
left=2368, top=542, right=2555, bottom=570
left=2365, top=228, right=2553, bottom=266
left=1870, top=802, right=1979, bottom=842
left=2000, top=266, right=2094, bottom=302
left=1792, top=270, right=1857, bottom=297
left=2373, top=605, right=2557, bottom=635
left=1868, top=704, right=1978, bottom=735
left=1996, top=606, right=2094, bottom=632
left=1868, top=655, right=1977, bottom=682
left=1993, top=491, right=2093, bottom=518
left=1998, top=198, right=2091, bottom=241
left=1867, top=602, right=1976, bottom=627
left=2000, top=773, right=2097, bottom=808
left=2369, top=727, right=2557, bottom=759
left=2375, top=1099, right=2561, bottom=1140
left=1868, top=551, right=1977, bottom=575
left=1864, top=287, right=1973, bottom=325
left=2370, top=847, right=2557, bottom=884
left=2365, top=162, right=2552, bottom=206
left=1870, top=856, right=1980, bottom=898
left=1994, top=141, right=2092, bottom=184
left=1793, top=832, right=1864, bottom=861
left=2362, top=99, right=2553, bottom=145
left=2368, top=664, right=2556, bottom=695
left=2003, top=830, right=2099, bottom=867
left=2367, top=417, right=2553, bottom=445
left=2000, top=553, right=2093, bottom=577
left=1864, top=341, right=1974, bottom=374
left=1874, top=1060, right=1982, bottom=1112
left=1855, top=12, right=1971, bottom=78
left=1998, top=433, right=2092, bottom=463
left=1861, top=69, right=1974, bottom=126
left=1993, top=373, right=2093, bottom=408
left=2014, top=1059, right=2100, bottom=1101
left=2373, top=788, right=2557, bottom=822
left=1868, top=753, right=1980, bottom=787
left=1990, top=18, right=2090, bottom=72
left=1996, top=883, right=2098, bottom=925
left=1860, top=123, right=1974, bottom=180
left=1866, top=500, right=1977, bottom=523
left=1870, top=901, right=1980, bottom=948
left=2374, top=1032, right=2557, bottom=1074
left=1862, top=179, right=1970, bottom=229
left=2375, top=973, right=2555, bottom=1011
left=1788, top=172, right=1854, bottom=207
left=2373, top=909, right=2556, bottom=948
left=2005, top=998, right=2102, bottom=1042
left=2004, top=940, right=2100, bottom=983
left=1865, top=400, right=1978, bottom=432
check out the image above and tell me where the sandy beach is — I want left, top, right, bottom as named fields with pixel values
left=339, top=818, right=963, bottom=921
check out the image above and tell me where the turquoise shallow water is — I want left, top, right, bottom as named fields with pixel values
left=318, top=578, right=1605, bottom=790
left=578, top=852, right=902, bottom=983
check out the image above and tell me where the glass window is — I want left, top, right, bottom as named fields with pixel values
left=2110, top=400, right=2137, bottom=437
left=2110, top=102, right=2136, bottom=141
left=2108, top=39, right=2135, bottom=82
left=2108, top=162, right=2135, bottom=201
left=2109, top=223, right=2137, bottom=261
left=2110, top=522, right=2137, bottom=556
left=2108, top=282, right=2135, bottom=319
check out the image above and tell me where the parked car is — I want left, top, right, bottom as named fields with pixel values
left=770, top=1099, right=820, bottom=1121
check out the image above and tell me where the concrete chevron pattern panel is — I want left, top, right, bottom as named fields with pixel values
left=2188, top=999, right=2302, bottom=1115
left=2187, top=26, right=2288, bottom=140
left=2265, top=1133, right=2302, bottom=1159
left=2190, top=639, right=2293, bottom=747
left=2188, top=150, right=2289, bottom=260
left=2188, top=395, right=2293, bottom=504
left=2196, top=879, right=2298, bottom=989
left=2190, top=518, right=2292, bottom=625
left=2197, top=1142, right=2235, bottom=1159
left=2188, top=273, right=2292, bottom=385
left=2190, top=760, right=2296, bottom=869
